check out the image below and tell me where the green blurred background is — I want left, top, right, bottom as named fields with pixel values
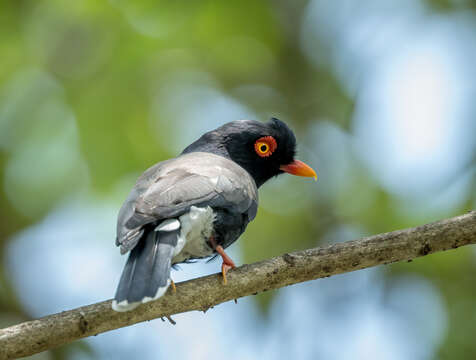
left=1, top=0, right=475, bottom=359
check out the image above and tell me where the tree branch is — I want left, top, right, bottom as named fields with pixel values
left=1, top=211, right=475, bottom=359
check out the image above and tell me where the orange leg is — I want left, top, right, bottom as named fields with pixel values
left=170, top=279, right=177, bottom=293
left=215, top=245, right=236, bottom=285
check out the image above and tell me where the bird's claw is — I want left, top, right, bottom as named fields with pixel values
left=215, top=244, right=236, bottom=285
left=221, top=262, right=235, bottom=285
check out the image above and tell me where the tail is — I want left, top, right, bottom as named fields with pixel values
left=112, top=219, right=180, bottom=312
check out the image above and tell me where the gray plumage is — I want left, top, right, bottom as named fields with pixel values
left=116, top=152, right=258, bottom=254
left=112, top=118, right=304, bottom=312
left=113, top=151, right=258, bottom=311
left=114, top=227, right=178, bottom=303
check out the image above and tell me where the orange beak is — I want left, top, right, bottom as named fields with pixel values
left=280, top=160, right=317, bottom=180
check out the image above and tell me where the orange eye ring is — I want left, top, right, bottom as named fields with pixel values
left=254, top=136, right=277, bottom=157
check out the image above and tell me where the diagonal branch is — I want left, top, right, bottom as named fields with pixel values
left=1, top=211, right=476, bottom=359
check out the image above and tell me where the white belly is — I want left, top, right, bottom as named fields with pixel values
left=172, top=206, right=215, bottom=264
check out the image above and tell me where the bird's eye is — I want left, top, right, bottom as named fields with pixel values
left=254, top=136, right=277, bottom=158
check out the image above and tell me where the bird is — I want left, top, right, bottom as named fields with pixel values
left=112, top=118, right=316, bottom=312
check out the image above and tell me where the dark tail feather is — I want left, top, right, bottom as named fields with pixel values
left=112, top=226, right=179, bottom=312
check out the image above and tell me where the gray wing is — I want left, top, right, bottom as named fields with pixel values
left=116, top=152, right=258, bottom=254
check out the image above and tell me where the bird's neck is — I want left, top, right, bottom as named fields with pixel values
left=181, top=133, right=230, bottom=159
left=182, top=131, right=278, bottom=188
left=181, top=136, right=271, bottom=188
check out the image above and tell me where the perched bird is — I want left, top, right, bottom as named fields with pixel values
left=112, top=118, right=316, bottom=312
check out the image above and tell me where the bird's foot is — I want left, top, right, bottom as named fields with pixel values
left=170, top=279, right=176, bottom=293
left=215, top=245, right=236, bottom=285
left=161, top=315, right=177, bottom=325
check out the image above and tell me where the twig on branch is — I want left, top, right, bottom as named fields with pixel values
left=1, top=211, right=475, bottom=359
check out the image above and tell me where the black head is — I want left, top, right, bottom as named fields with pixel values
left=182, top=118, right=316, bottom=187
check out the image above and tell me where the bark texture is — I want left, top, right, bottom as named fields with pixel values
left=1, top=211, right=475, bottom=359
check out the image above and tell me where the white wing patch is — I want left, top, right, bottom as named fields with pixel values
left=112, top=206, right=215, bottom=312
left=155, top=218, right=180, bottom=232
